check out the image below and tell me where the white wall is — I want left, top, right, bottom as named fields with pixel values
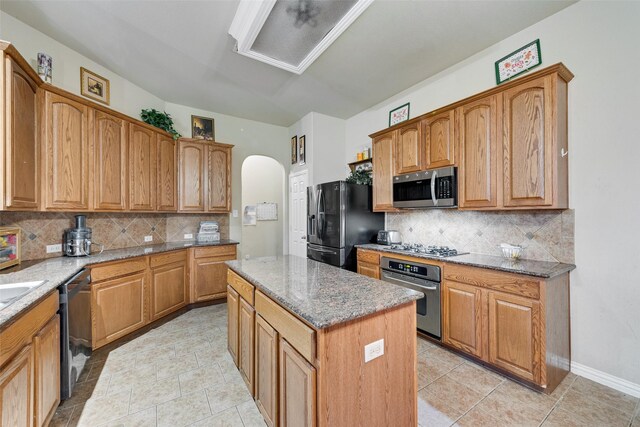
left=345, top=1, right=640, bottom=390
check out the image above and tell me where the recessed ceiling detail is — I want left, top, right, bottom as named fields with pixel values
left=229, top=0, right=373, bottom=74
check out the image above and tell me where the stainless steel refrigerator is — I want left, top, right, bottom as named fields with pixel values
left=307, top=181, right=384, bottom=271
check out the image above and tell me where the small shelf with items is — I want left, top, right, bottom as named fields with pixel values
left=348, top=158, right=373, bottom=172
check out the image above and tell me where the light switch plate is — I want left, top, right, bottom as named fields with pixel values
left=233, top=209, right=238, bottom=218
left=364, top=339, right=384, bottom=363
left=184, top=233, right=194, bottom=239
left=46, top=244, right=62, bottom=254
left=144, top=235, right=153, bottom=242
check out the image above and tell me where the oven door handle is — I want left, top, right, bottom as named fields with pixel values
left=430, top=170, right=438, bottom=206
left=381, top=271, right=438, bottom=291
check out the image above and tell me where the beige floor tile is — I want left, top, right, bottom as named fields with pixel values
left=548, top=371, right=577, bottom=400
left=553, top=389, right=632, bottom=426
left=446, top=362, right=504, bottom=395
left=50, top=405, right=74, bottom=427
left=157, top=389, right=212, bottom=427
left=454, top=406, right=510, bottom=427
left=129, top=377, right=181, bottom=413
left=221, top=365, right=245, bottom=385
left=474, top=385, right=554, bottom=427
left=542, top=406, right=606, bottom=427
left=206, top=382, right=253, bottom=414
left=179, top=364, right=225, bottom=393
left=417, top=336, right=437, bottom=354
left=191, top=407, right=244, bottom=427
left=425, top=375, right=486, bottom=415
left=135, top=344, right=176, bottom=364
left=156, top=353, right=199, bottom=380
left=100, top=407, right=157, bottom=427
left=195, top=347, right=231, bottom=368
left=236, top=400, right=267, bottom=427
left=570, top=376, right=639, bottom=416
left=417, top=387, right=461, bottom=427
left=417, top=351, right=460, bottom=389
left=108, top=362, right=157, bottom=394
left=497, top=379, right=558, bottom=412
left=75, top=389, right=131, bottom=426
left=66, top=404, right=85, bottom=427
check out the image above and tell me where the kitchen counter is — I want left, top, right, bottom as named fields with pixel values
left=356, top=243, right=576, bottom=278
left=226, top=255, right=422, bottom=329
left=0, top=240, right=239, bottom=328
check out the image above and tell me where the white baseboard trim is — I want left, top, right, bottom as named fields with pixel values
left=571, top=362, right=640, bottom=398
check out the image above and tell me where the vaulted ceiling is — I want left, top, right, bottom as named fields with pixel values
left=0, top=0, right=574, bottom=126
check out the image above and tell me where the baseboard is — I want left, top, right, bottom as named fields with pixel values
left=571, top=361, right=640, bottom=398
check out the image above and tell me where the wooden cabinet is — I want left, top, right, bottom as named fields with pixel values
left=239, top=297, right=255, bottom=395
left=424, top=110, right=455, bottom=168
left=255, top=315, right=278, bottom=427
left=0, top=345, right=33, bottom=427
left=2, top=55, right=40, bottom=210
left=190, top=245, right=237, bottom=302
left=178, top=140, right=205, bottom=211
left=356, top=249, right=381, bottom=279
left=442, top=280, right=484, bottom=358
left=395, top=122, right=422, bottom=174
left=33, top=315, right=59, bottom=427
left=207, top=144, right=232, bottom=212
left=357, top=262, right=380, bottom=279
left=92, top=110, right=128, bottom=210
left=128, top=123, right=156, bottom=211
left=372, top=132, right=396, bottom=212
left=150, top=251, right=187, bottom=321
left=279, top=338, right=316, bottom=427
left=42, top=90, right=90, bottom=210
left=227, top=285, right=240, bottom=366
left=156, top=134, right=177, bottom=211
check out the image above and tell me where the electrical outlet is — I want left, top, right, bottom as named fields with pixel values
left=233, top=209, right=238, bottom=218
left=144, top=235, right=153, bottom=242
left=184, top=233, right=193, bottom=239
left=144, top=247, right=153, bottom=254
left=46, top=244, right=62, bottom=254
left=364, top=339, right=384, bottom=363
left=245, top=254, right=250, bottom=260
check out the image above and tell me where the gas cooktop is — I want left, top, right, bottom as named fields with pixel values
left=388, top=243, right=469, bottom=258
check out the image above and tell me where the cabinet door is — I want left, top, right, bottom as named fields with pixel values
left=372, top=132, right=396, bottom=212
left=395, top=122, right=422, bottom=174
left=279, top=338, right=316, bottom=427
left=255, top=315, right=278, bottom=427
left=192, top=258, right=228, bottom=302
left=442, top=280, right=484, bottom=358
left=33, top=315, right=60, bottom=427
left=488, top=291, right=541, bottom=382
left=92, top=272, right=147, bottom=349
left=227, top=285, right=240, bottom=367
left=157, top=134, right=177, bottom=211
left=178, top=140, right=205, bottom=212
left=357, top=262, right=380, bottom=279
left=93, top=110, right=127, bottom=210
left=207, top=144, right=232, bottom=212
left=43, top=91, right=89, bottom=210
left=425, top=110, right=455, bottom=168
left=457, top=94, right=500, bottom=209
left=4, top=57, right=39, bottom=210
left=239, top=297, right=255, bottom=395
left=151, top=262, right=187, bottom=321
left=503, top=76, right=553, bottom=207
left=0, top=345, right=33, bottom=427
left=129, top=124, right=156, bottom=211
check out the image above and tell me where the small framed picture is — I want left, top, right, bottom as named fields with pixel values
left=191, top=115, right=215, bottom=140
left=291, top=136, right=298, bottom=165
left=389, top=103, right=410, bottom=127
left=80, top=67, right=110, bottom=105
left=495, top=39, right=542, bottom=85
left=299, top=135, right=306, bottom=165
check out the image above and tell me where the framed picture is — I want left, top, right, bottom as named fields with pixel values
left=495, top=39, right=542, bottom=85
left=80, top=67, right=110, bottom=105
left=191, top=115, right=215, bottom=140
left=389, top=103, right=410, bottom=127
left=291, top=136, right=298, bottom=165
left=299, top=135, right=306, bottom=165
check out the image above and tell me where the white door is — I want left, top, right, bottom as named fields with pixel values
left=289, top=170, right=308, bottom=258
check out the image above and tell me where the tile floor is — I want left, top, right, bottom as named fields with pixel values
left=51, top=304, right=640, bottom=427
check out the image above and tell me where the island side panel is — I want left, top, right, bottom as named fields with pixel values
left=316, top=301, right=417, bottom=427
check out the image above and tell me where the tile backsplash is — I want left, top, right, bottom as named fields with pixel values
left=386, top=209, right=574, bottom=264
left=0, top=212, right=229, bottom=261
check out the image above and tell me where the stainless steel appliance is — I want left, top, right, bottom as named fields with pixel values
left=307, top=181, right=384, bottom=271
left=380, top=256, right=441, bottom=339
left=393, top=166, right=458, bottom=208
left=63, top=215, right=103, bottom=257
left=59, top=269, right=91, bottom=400
left=389, top=243, right=468, bottom=258
left=377, top=230, right=402, bottom=246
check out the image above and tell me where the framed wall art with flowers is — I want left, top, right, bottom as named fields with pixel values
left=495, top=39, right=542, bottom=85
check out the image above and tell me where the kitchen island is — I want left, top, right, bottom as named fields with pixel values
left=226, top=255, right=422, bottom=427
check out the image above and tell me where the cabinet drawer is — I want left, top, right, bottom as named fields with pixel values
left=255, top=290, right=315, bottom=364
left=193, top=245, right=237, bottom=260
left=444, top=264, right=540, bottom=299
left=228, top=269, right=255, bottom=305
left=150, top=250, right=186, bottom=268
left=357, top=249, right=380, bottom=265
left=91, top=258, right=148, bottom=282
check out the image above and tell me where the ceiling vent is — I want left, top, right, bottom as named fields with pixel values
left=229, top=0, right=373, bottom=74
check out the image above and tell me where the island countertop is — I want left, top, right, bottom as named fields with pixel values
left=226, top=255, right=422, bottom=330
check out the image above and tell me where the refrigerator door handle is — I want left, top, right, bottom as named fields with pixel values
left=317, top=189, right=325, bottom=238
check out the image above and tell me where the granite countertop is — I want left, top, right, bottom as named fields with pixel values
left=0, top=240, right=239, bottom=328
left=356, top=244, right=576, bottom=278
left=226, top=255, right=422, bottom=330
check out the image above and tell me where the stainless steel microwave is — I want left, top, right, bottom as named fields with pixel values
left=392, top=166, right=457, bottom=208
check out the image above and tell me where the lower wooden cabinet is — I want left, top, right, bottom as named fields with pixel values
left=239, top=297, right=255, bottom=395
left=442, top=280, right=484, bottom=358
left=190, top=246, right=238, bottom=303
left=33, top=315, right=60, bottom=427
left=0, top=345, right=33, bottom=427
left=279, top=338, right=316, bottom=427
left=227, top=285, right=240, bottom=366
left=356, top=262, right=379, bottom=279
left=255, top=315, right=278, bottom=427
left=356, top=249, right=381, bottom=279
left=150, top=252, right=187, bottom=321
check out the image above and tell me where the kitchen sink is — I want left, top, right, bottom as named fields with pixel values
left=0, top=281, right=47, bottom=310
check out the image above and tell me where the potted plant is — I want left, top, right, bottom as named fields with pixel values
left=140, top=109, right=181, bottom=140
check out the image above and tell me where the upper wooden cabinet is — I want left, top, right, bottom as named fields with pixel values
left=394, top=121, right=422, bottom=174
left=42, top=91, right=90, bottom=210
left=372, top=132, right=396, bottom=212
left=129, top=124, right=157, bottom=211
left=2, top=55, right=40, bottom=210
left=156, top=134, right=177, bottom=211
left=92, top=110, right=128, bottom=210
left=207, top=144, right=232, bottom=212
left=424, top=110, right=456, bottom=169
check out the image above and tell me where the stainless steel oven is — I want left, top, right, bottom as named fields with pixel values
left=393, top=166, right=457, bottom=208
left=380, top=256, right=441, bottom=339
